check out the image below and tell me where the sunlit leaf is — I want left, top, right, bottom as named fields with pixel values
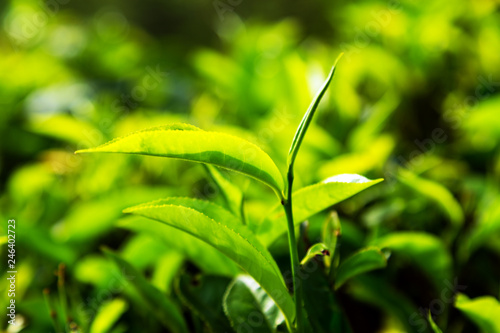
left=455, top=293, right=500, bottom=333
left=123, top=202, right=295, bottom=327
left=287, top=54, right=343, bottom=170
left=258, top=174, right=383, bottom=246
left=103, top=249, right=189, bottom=333
left=334, top=247, right=388, bottom=289
left=76, top=124, right=284, bottom=198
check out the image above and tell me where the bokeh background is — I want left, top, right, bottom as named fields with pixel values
left=1, top=0, right=500, bottom=332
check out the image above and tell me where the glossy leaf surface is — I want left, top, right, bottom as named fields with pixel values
left=123, top=202, right=295, bottom=327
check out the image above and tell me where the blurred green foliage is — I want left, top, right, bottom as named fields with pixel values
left=1, top=0, right=500, bottom=332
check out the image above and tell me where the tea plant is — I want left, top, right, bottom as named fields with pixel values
left=73, top=54, right=390, bottom=333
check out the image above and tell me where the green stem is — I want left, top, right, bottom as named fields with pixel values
left=283, top=168, right=303, bottom=333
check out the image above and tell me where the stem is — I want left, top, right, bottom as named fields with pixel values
left=283, top=168, right=303, bottom=333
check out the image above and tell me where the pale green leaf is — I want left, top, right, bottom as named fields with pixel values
left=287, top=54, right=343, bottom=170
left=76, top=124, right=284, bottom=199
left=128, top=197, right=240, bottom=228
left=123, top=202, right=295, bottom=327
left=334, top=247, right=387, bottom=289
left=258, top=174, right=383, bottom=246
left=455, top=293, right=500, bottom=333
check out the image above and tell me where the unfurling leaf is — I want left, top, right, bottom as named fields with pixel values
left=300, top=243, right=330, bottom=266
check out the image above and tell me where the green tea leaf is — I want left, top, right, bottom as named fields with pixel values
left=258, top=174, right=383, bottom=246
left=223, top=275, right=284, bottom=333
left=322, top=211, right=341, bottom=270
left=117, top=215, right=240, bottom=276
left=127, top=197, right=240, bottom=228
left=76, top=124, right=284, bottom=199
left=123, top=202, right=295, bottom=327
left=455, top=293, right=500, bottom=333
left=300, top=243, right=330, bottom=266
left=90, top=298, right=128, bottom=333
left=287, top=54, right=343, bottom=170
left=334, top=247, right=388, bottom=289
left=103, top=249, right=188, bottom=333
